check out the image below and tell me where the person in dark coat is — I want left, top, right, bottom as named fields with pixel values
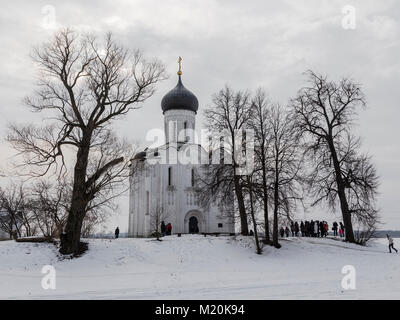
left=115, top=227, right=120, bottom=239
left=310, top=220, right=315, bottom=237
left=332, top=221, right=338, bottom=236
left=161, top=221, right=166, bottom=237
left=280, top=226, right=285, bottom=238
left=290, top=222, right=295, bottom=236
left=294, top=221, right=300, bottom=236
left=319, top=221, right=324, bottom=237
left=285, top=226, right=290, bottom=237
left=305, top=221, right=310, bottom=237
left=300, top=221, right=305, bottom=237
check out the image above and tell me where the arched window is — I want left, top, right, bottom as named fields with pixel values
left=168, top=166, right=172, bottom=186
left=183, top=121, right=189, bottom=142
left=168, top=120, right=177, bottom=142
left=191, top=168, right=195, bottom=187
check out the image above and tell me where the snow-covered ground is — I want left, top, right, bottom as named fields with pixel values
left=0, top=235, right=399, bottom=299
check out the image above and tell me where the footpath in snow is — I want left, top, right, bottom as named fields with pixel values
left=0, top=235, right=399, bottom=299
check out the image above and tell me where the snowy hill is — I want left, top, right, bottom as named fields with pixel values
left=0, top=235, right=399, bottom=299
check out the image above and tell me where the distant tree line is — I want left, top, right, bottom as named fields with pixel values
left=0, top=179, right=108, bottom=240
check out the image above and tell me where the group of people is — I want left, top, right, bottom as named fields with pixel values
left=116, top=222, right=398, bottom=255
left=280, top=220, right=346, bottom=238
left=161, top=221, right=172, bottom=237
left=278, top=222, right=399, bottom=255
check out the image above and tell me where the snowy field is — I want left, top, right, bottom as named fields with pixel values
left=0, top=235, right=399, bottom=299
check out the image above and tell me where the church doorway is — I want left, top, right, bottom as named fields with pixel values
left=189, top=216, right=199, bottom=234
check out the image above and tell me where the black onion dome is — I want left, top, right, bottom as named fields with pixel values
left=161, top=76, right=198, bottom=114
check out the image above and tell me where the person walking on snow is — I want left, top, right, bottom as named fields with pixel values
left=387, top=234, right=398, bottom=253
left=115, top=227, right=120, bottom=239
left=161, top=221, right=166, bottom=237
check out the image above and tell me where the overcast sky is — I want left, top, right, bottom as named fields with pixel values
left=0, top=0, right=399, bottom=232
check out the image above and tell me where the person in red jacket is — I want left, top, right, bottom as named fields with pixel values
left=166, top=223, right=172, bottom=235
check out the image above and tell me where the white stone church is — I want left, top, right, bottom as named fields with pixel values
left=128, top=62, right=234, bottom=237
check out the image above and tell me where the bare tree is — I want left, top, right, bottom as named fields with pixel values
left=0, top=190, right=18, bottom=239
left=248, top=89, right=273, bottom=243
left=6, top=29, right=166, bottom=254
left=29, top=175, right=117, bottom=239
left=269, top=106, right=303, bottom=248
left=203, top=86, right=251, bottom=235
left=290, top=71, right=379, bottom=243
left=150, top=204, right=169, bottom=241
left=353, top=210, right=379, bottom=245
left=29, top=179, right=69, bottom=238
left=81, top=208, right=108, bottom=238
left=0, top=183, right=36, bottom=238
left=196, top=152, right=237, bottom=227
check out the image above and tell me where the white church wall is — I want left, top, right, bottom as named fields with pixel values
left=129, top=156, right=235, bottom=237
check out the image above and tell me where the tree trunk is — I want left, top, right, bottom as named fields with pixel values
left=261, top=164, right=270, bottom=243
left=272, top=152, right=280, bottom=248
left=328, top=138, right=355, bottom=243
left=60, top=201, right=87, bottom=254
left=60, top=132, right=91, bottom=255
left=272, top=178, right=280, bottom=248
left=248, top=178, right=262, bottom=254
left=234, top=176, right=249, bottom=235
left=10, top=214, right=22, bottom=238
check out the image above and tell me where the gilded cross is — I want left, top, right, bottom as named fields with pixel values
left=177, top=56, right=182, bottom=75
